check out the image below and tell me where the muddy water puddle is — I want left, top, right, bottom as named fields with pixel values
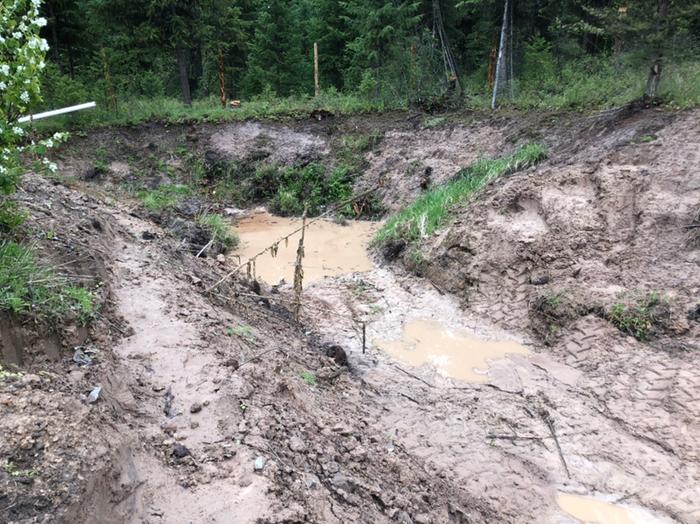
left=557, top=493, right=670, bottom=524
left=375, top=318, right=529, bottom=382
left=233, top=211, right=377, bottom=284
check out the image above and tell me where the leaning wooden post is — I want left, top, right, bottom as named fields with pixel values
left=101, top=47, right=118, bottom=113
left=218, top=48, right=227, bottom=108
left=293, top=210, right=307, bottom=322
left=314, top=42, right=320, bottom=97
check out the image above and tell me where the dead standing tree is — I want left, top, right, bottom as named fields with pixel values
left=491, top=0, right=515, bottom=109
left=645, top=0, right=669, bottom=100
left=432, top=0, right=461, bottom=94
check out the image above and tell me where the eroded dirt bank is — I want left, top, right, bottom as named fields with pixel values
left=1, top=106, right=699, bottom=523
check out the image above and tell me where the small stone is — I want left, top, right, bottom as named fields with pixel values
left=172, top=443, right=190, bottom=459
left=87, top=386, right=102, bottom=404
left=190, top=421, right=200, bottom=430
left=190, top=403, right=202, bottom=414
left=254, top=456, right=266, bottom=472
left=529, top=273, right=550, bottom=286
left=216, top=254, right=226, bottom=264
left=288, top=436, right=307, bottom=453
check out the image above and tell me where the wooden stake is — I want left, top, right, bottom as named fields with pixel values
left=362, top=322, right=366, bottom=354
left=314, top=42, right=320, bottom=97
left=218, top=48, right=226, bottom=108
left=293, top=210, right=307, bottom=322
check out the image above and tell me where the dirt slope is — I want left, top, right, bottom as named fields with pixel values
left=1, top=106, right=699, bottom=523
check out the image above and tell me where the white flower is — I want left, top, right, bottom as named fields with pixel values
left=39, top=39, right=49, bottom=51
left=38, top=61, right=46, bottom=69
left=35, top=17, right=47, bottom=27
left=32, top=0, right=41, bottom=7
left=0, top=65, right=9, bottom=75
left=27, top=37, right=39, bottom=49
left=0, top=36, right=5, bottom=44
left=44, top=139, right=54, bottom=148
left=42, top=159, right=58, bottom=173
left=20, top=91, right=30, bottom=103
left=13, top=126, right=24, bottom=136
left=12, top=32, right=21, bottom=39
left=0, top=82, right=6, bottom=91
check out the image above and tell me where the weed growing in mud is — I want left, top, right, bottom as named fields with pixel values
left=138, top=184, right=191, bottom=213
left=0, top=364, right=22, bottom=380
left=374, top=143, right=547, bottom=249
left=300, top=370, right=317, bottom=386
left=423, top=116, right=447, bottom=129
left=0, top=241, right=97, bottom=324
left=230, top=324, right=255, bottom=341
left=195, top=213, right=239, bottom=251
left=609, top=291, right=669, bottom=341
left=2, top=460, right=36, bottom=478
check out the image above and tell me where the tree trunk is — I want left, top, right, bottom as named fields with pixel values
left=492, top=0, right=509, bottom=109
left=177, top=44, right=192, bottom=107
left=644, top=0, right=669, bottom=100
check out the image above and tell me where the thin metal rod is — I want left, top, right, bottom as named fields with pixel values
left=18, top=102, right=97, bottom=123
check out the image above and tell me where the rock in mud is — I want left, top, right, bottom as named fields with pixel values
left=254, top=456, right=266, bottom=471
left=325, top=344, right=348, bottom=367
left=87, top=386, right=102, bottom=404
left=172, top=443, right=191, bottom=459
left=288, top=436, right=307, bottom=453
left=529, top=273, right=550, bottom=285
left=189, top=402, right=202, bottom=414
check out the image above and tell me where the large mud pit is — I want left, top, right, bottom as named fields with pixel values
left=233, top=210, right=377, bottom=284
left=2, top=107, right=699, bottom=523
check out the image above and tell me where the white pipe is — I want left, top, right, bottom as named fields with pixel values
left=18, top=101, right=97, bottom=123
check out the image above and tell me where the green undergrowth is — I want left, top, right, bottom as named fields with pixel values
left=609, top=291, right=669, bottom=341
left=196, top=213, right=239, bottom=250
left=0, top=241, right=97, bottom=325
left=374, top=143, right=547, bottom=247
left=137, top=184, right=191, bottom=213
left=30, top=92, right=397, bottom=134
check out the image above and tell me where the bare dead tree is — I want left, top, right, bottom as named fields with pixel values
left=492, top=0, right=510, bottom=109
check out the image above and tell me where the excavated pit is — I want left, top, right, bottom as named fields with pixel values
left=2, top=107, right=699, bottom=524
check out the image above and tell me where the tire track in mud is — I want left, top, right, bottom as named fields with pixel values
left=305, top=266, right=697, bottom=523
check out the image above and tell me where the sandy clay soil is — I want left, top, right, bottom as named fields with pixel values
left=1, top=105, right=699, bottom=523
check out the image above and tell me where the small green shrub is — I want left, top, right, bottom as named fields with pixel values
left=196, top=213, right=239, bottom=251
left=138, top=184, right=191, bottom=213
left=609, top=292, right=668, bottom=341
left=0, top=241, right=97, bottom=324
left=300, top=370, right=317, bottom=386
left=374, top=143, right=548, bottom=247
left=270, top=163, right=354, bottom=216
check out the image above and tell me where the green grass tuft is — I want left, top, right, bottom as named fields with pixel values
left=196, top=213, right=239, bottom=251
left=0, top=241, right=97, bottom=324
left=300, top=370, right=317, bottom=387
left=137, top=184, right=191, bottom=213
left=374, top=143, right=547, bottom=247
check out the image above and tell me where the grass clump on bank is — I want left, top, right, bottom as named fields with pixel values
left=138, top=184, right=191, bottom=213
left=0, top=241, right=96, bottom=324
left=374, top=143, right=547, bottom=247
left=196, top=213, right=239, bottom=251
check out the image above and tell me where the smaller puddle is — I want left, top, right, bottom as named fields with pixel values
left=233, top=211, right=377, bottom=285
left=374, top=319, right=528, bottom=382
left=557, top=493, right=668, bottom=524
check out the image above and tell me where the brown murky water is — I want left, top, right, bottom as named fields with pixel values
left=375, top=319, right=529, bottom=382
left=233, top=211, right=377, bottom=285
left=556, top=493, right=668, bottom=524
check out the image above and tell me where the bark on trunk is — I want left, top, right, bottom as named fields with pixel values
left=177, top=45, right=192, bottom=107
left=491, top=0, right=509, bottom=109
